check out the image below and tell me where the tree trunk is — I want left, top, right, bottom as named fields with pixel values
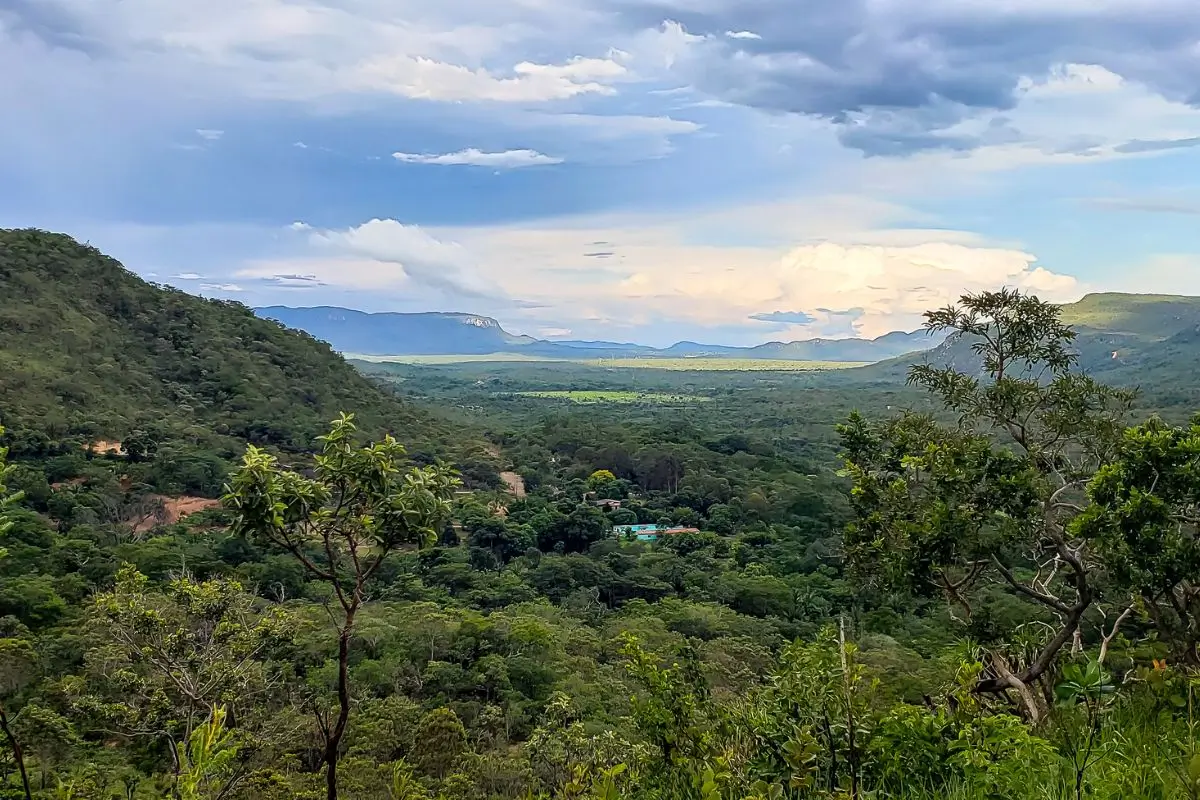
left=0, top=700, right=32, bottom=800
left=324, top=609, right=356, bottom=800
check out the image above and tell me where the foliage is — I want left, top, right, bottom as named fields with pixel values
left=839, top=289, right=1134, bottom=718
left=222, top=413, right=458, bottom=800
left=1075, top=416, right=1200, bottom=663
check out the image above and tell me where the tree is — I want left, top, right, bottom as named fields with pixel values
left=222, top=413, right=458, bottom=800
left=121, top=430, right=159, bottom=463
left=1075, top=416, right=1200, bottom=664
left=586, top=470, right=623, bottom=500
left=70, top=565, right=289, bottom=791
left=537, top=505, right=609, bottom=554
left=0, top=637, right=34, bottom=800
left=412, top=707, right=468, bottom=780
left=839, top=289, right=1133, bottom=719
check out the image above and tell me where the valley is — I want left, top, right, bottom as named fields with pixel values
left=4, top=231, right=1200, bottom=799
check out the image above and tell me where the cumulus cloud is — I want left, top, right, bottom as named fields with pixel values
left=437, top=205, right=1082, bottom=339
left=392, top=148, right=563, bottom=167
left=349, top=54, right=628, bottom=102
left=724, top=30, right=761, bottom=40
left=306, top=218, right=506, bottom=299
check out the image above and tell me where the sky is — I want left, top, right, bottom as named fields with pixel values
left=4, top=0, right=1200, bottom=346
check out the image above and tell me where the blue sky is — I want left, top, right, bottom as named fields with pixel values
left=4, top=0, right=1200, bottom=346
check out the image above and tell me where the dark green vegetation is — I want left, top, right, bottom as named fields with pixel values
left=0, top=230, right=461, bottom=457
left=6, top=231, right=1200, bottom=799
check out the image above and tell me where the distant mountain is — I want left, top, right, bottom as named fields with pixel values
left=255, top=306, right=946, bottom=363
left=256, top=306, right=541, bottom=356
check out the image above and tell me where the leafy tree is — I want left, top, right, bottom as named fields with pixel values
left=68, top=565, right=289, bottom=791
left=11, top=703, right=78, bottom=791
left=121, top=430, right=159, bottom=463
left=537, top=505, right=609, bottom=554
left=839, top=289, right=1133, bottom=719
left=412, top=707, right=469, bottom=780
left=1075, top=416, right=1200, bottom=664
left=586, top=470, right=624, bottom=500
left=222, top=413, right=458, bottom=800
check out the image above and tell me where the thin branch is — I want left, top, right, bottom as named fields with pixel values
left=1098, top=605, right=1134, bottom=665
left=992, top=557, right=1072, bottom=614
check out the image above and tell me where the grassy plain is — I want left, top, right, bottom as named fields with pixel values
left=349, top=352, right=867, bottom=371
left=515, top=390, right=710, bottom=404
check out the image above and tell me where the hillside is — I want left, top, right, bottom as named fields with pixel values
left=0, top=229, right=451, bottom=456
left=1058, top=292, right=1200, bottom=338
left=851, top=292, right=1200, bottom=390
left=256, top=305, right=945, bottom=362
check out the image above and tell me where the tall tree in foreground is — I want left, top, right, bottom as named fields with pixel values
left=839, top=289, right=1133, bottom=720
left=222, top=414, right=458, bottom=800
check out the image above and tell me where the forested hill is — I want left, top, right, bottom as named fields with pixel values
left=0, top=229, right=450, bottom=457
left=852, top=292, right=1200, bottom=401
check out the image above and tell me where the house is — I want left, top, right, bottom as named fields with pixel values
left=612, top=523, right=701, bottom=542
left=593, top=498, right=623, bottom=509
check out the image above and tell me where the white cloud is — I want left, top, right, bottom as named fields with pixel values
left=392, top=147, right=563, bottom=167
left=415, top=199, right=1083, bottom=339
left=237, top=257, right=411, bottom=292
left=172, top=272, right=203, bottom=280
left=200, top=282, right=243, bottom=292
left=724, top=30, right=761, bottom=40
left=348, top=54, right=629, bottom=102
left=302, top=218, right=506, bottom=298
left=195, top=128, right=223, bottom=140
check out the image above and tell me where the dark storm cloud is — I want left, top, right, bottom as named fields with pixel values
left=612, top=0, right=1200, bottom=155
left=0, top=0, right=110, bottom=55
left=749, top=310, right=815, bottom=324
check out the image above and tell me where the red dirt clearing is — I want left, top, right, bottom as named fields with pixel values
left=499, top=471, right=526, bottom=498
left=131, top=496, right=222, bottom=533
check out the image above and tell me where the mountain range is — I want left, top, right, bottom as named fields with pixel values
left=255, top=306, right=948, bottom=363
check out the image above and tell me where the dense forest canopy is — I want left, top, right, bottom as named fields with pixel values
left=4, top=232, right=1200, bottom=799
